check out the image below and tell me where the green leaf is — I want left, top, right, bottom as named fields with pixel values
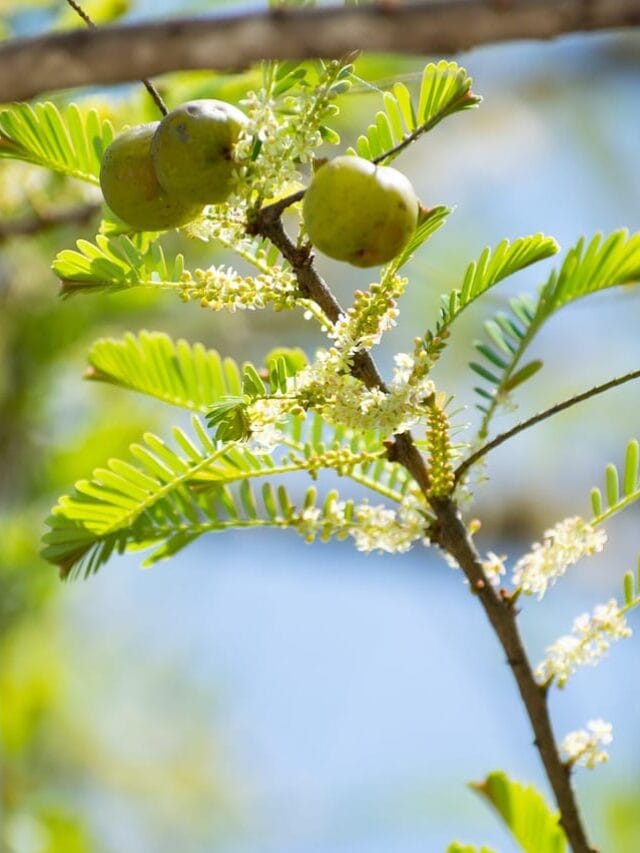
left=348, top=61, right=479, bottom=164
left=86, top=333, right=421, bottom=506
left=447, top=845, right=497, bottom=853
left=590, top=439, right=640, bottom=525
left=0, top=101, right=114, bottom=184
left=383, top=205, right=450, bottom=275
left=53, top=234, right=180, bottom=294
left=472, top=230, right=640, bottom=439
left=441, top=235, right=559, bottom=329
left=472, top=771, right=567, bottom=853
left=42, top=419, right=363, bottom=578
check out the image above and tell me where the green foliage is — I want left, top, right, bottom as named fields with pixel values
left=53, top=233, right=174, bottom=294
left=383, top=204, right=450, bottom=275
left=622, top=556, right=640, bottom=610
left=472, top=231, right=640, bottom=437
left=442, top=234, right=559, bottom=328
left=87, top=331, right=243, bottom=413
left=0, top=101, right=114, bottom=185
left=447, top=844, right=497, bottom=853
left=41, top=416, right=362, bottom=579
left=590, top=439, right=640, bottom=524
left=471, top=771, right=567, bottom=853
left=348, top=61, right=480, bottom=163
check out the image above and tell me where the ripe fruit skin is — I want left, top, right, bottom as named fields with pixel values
left=302, top=155, right=419, bottom=268
left=151, top=99, right=248, bottom=205
left=100, top=123, right=202, bottom=231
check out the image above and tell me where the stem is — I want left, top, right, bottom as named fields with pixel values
left=64, top=0, right=168, bottom=116
left=250, top=203, right=596, bottom=852
left=431, top=496, right=596, bottom=853
left=456, top=367, right=640, bottom=483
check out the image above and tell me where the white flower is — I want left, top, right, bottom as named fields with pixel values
left=350, top=499, right=427, bottom=554
left=535, top=599, right=631, bottom=687
left=482, top=551, right=507, bottom=588
left=512, top=517, right=607, bottom=599
left=560, top=719, right=612, bottom=769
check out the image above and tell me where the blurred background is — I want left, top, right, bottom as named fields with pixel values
left=1, top=1, right=639, bottom=851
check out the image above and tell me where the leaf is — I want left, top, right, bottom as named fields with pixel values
left=471, top=230, right=640, bottom=438
left=347, top=61, right=479, bottom=163
left=86, top=332, right=420, bottom=505
left=0, top=101, right=114, bottom=185
left=590, top=439, right=640, bottom=525
left=440, top=234, right=559, bottom=328
left=471, top=771, right=567, bottom=853
left=87, top=331, right=243, bottom=412
left=384, top=205, right=450, bottom=275
left=447, top=844, right=497, bottom=853
left=42, top=419, right=362, bottom=578
left=621, top=556, right=640, bottom=608
left=53, top=234, right=179, bottom=294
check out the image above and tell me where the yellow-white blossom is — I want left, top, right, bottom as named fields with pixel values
left=560, top=719, right=612, bottom=769
left=512, top=517, right=607, bottom=599
left=535, top=599, right=631, bottom=687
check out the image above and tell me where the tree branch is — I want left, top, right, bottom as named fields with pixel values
left=250, top=203, right=596, bottom=852
left=431, top=496, right=596, bottom=853
left=1, top=0, right=639, bottom=103
left=249, top=206, right=432, bottom=497
left=456, top=367, right=640, bottom=483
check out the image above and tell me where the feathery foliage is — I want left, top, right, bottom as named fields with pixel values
left=53, top=233, right=180, bottom=294
left=0, top=101, right=114, bottom=184
left=472, top=231, right=640, bottom=437
left=86, top=332, right=418, bottom=503
left=590, top=439, right=640, bottom=525
left=87, top=332, right=244, bottom=413
left=348, top=61, right=480, bottom=164
left=41, top=415, right=366, bottom=578
left=383, top=204, right=451, bottom=276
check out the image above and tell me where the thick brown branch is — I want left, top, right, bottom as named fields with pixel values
left=431, top=496, right=596, bottom=853
left=1, top=0, right=640, bottom=102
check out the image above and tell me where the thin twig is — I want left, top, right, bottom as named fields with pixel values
left=63, top=0, right=168, bottom=116
left=455, top=367, right=640, bottom=483
left=2, top=0, right=640, bottom=102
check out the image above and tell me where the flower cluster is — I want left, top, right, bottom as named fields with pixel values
left=232, top=60, right=347, bottom=203
left=560, top=719, right=613, bottom=769
left=330, top=276, right=408, bottom=353
left=512, top=516, right=607, bottom=599
left=293, top=342, right=435, bottom=436
left=535, top=599, right=631, bottom=687
left=178, top=264, right=298, bottom=313
left=293, top=495, right=428, bottom=554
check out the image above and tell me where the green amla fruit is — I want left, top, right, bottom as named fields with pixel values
left=302, top=155, right=420, bottom=268
left=151, top=99, right=248, bottom=205
left=99, top=123, right=203, bottom=231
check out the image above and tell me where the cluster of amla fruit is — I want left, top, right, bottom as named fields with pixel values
left=100, top=99, right=420, bottom=268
